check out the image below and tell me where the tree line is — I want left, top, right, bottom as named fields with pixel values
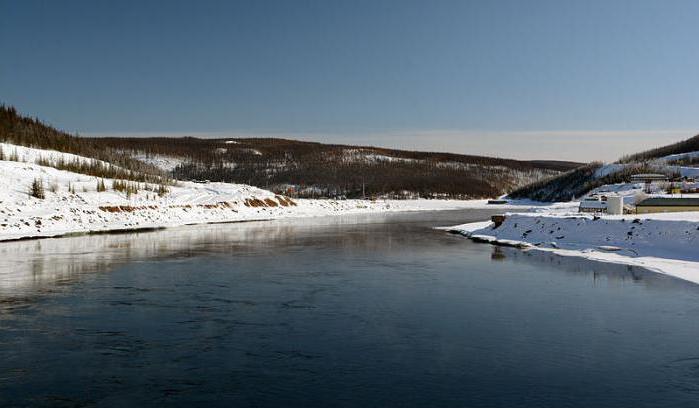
left=0, top=105, right=168, bottom=184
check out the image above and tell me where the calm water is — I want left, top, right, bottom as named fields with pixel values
left=2, top=210, right=699, bottom=407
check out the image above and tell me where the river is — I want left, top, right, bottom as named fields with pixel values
left=1, top=210, right=699, bottom=407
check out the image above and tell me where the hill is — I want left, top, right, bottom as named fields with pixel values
left=88, top=136, right=581, bottom=199
left=509, top=134, right=699, bottom=202
left=0, top=105, right=165, bottom=183
left=620, top=134, right=699, bottom=164
left=1, top=104, right=581, bottom=199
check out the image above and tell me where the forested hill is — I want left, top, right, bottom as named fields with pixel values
left=1, top=104, right=581, bottom=199
left=509, top=133, right=699, bottom=202
left=619, top=134, right=699, bottom=164
left=0, top=105, right=165, bottom=182
left=89, top=136, right=581, bottom=199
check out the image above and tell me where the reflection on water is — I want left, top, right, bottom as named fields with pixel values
left=490, top=245, right=690, bottom=292
left=1, top=209, right=699, bottom=408
left=0, top=210, right=687, bottom=298
left=491, top=246, right=507, bottom=261
left=0, top=212, right=446, bottom=296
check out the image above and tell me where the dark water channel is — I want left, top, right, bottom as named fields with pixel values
left=1, top=210, right=699, bottom=407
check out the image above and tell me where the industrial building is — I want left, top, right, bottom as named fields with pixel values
left=635, top=197, right=699, bottom=214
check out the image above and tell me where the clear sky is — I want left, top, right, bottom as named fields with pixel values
left=2, top=0, right=699, bottom=161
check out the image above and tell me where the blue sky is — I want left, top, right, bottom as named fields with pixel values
left=2, top=0, right=699, bottom=161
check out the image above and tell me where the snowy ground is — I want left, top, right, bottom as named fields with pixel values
left=445, top=211, right=699, bottom=285
left=0, top=143, right=558, bottom=242
left=447, top=155, right=699, bottom=284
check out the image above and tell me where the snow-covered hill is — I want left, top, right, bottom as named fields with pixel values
left=510, top=147, right=699, bottom=202
left=0, top=143, right=518, bottom=241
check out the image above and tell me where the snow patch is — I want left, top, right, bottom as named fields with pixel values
left=132, top=153, right=187, bottom=172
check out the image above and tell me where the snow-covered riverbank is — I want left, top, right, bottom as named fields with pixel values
left=0, top=143, right=559, bottom=242
left=445, top=212, right=699, bottom=284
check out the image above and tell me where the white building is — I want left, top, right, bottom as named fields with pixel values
left=579, top=196, right=607, bottom=213
left=606, top=195, right=623, bottom=215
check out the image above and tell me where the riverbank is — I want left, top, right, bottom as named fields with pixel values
left=0, top=143, right=561, bottom=241
left=0, top=193, right=495, bottom=242
left=445, top=212, right=699, bottom=285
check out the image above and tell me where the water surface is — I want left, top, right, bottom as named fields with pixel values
left=1, top=210, right=699, bottom=407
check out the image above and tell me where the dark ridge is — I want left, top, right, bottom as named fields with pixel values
left=87, top=136, right=582, bottom=199
left=619, top=134, right=699, bottom=163
left=1, top=104, right=582, bottom=199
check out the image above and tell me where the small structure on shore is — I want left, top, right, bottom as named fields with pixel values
left=630, top=173, right=669, bottom=193
left=606, top=195, right=624, bottom=215
left=579, top=196, right=607, bottom=213
left=491, top=214, right=507, bottom=228
left=636, top=197, right=699, bottom=214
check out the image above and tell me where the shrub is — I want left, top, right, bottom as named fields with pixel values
left=112, top=179, right=126, bottom=192
left=30, top=178, right=45, bottom=199
left=157, top=184, right=169, bottom=197
left=35, top=156, right=51, bottom=166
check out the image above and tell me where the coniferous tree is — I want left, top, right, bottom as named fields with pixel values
left=30, top=178, right=45, bottom=199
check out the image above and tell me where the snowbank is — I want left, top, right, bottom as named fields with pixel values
left=446, top=212, right=699, bottom=284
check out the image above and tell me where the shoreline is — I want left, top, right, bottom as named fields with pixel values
left=444, top=212, right=699, bottom=285
left=0, top=199, right=528, bottom=243
left=0, top=142, right=578, bottom=244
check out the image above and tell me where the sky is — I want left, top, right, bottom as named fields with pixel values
left=2, top=0, right=699, bottom=162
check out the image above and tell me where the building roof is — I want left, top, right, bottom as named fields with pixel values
left=637, top=197, right=699, bottom=206
left=579, top=201, right=607, bottom=209
left=630, top=174, right=669, bottom=181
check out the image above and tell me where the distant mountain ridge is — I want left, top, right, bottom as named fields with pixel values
left=0, top=104, right=582, bottom=199
left=89, top=136, right=582, bottom=199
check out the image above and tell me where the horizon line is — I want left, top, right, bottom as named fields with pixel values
left=81, top=129, right=698, bottom=163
